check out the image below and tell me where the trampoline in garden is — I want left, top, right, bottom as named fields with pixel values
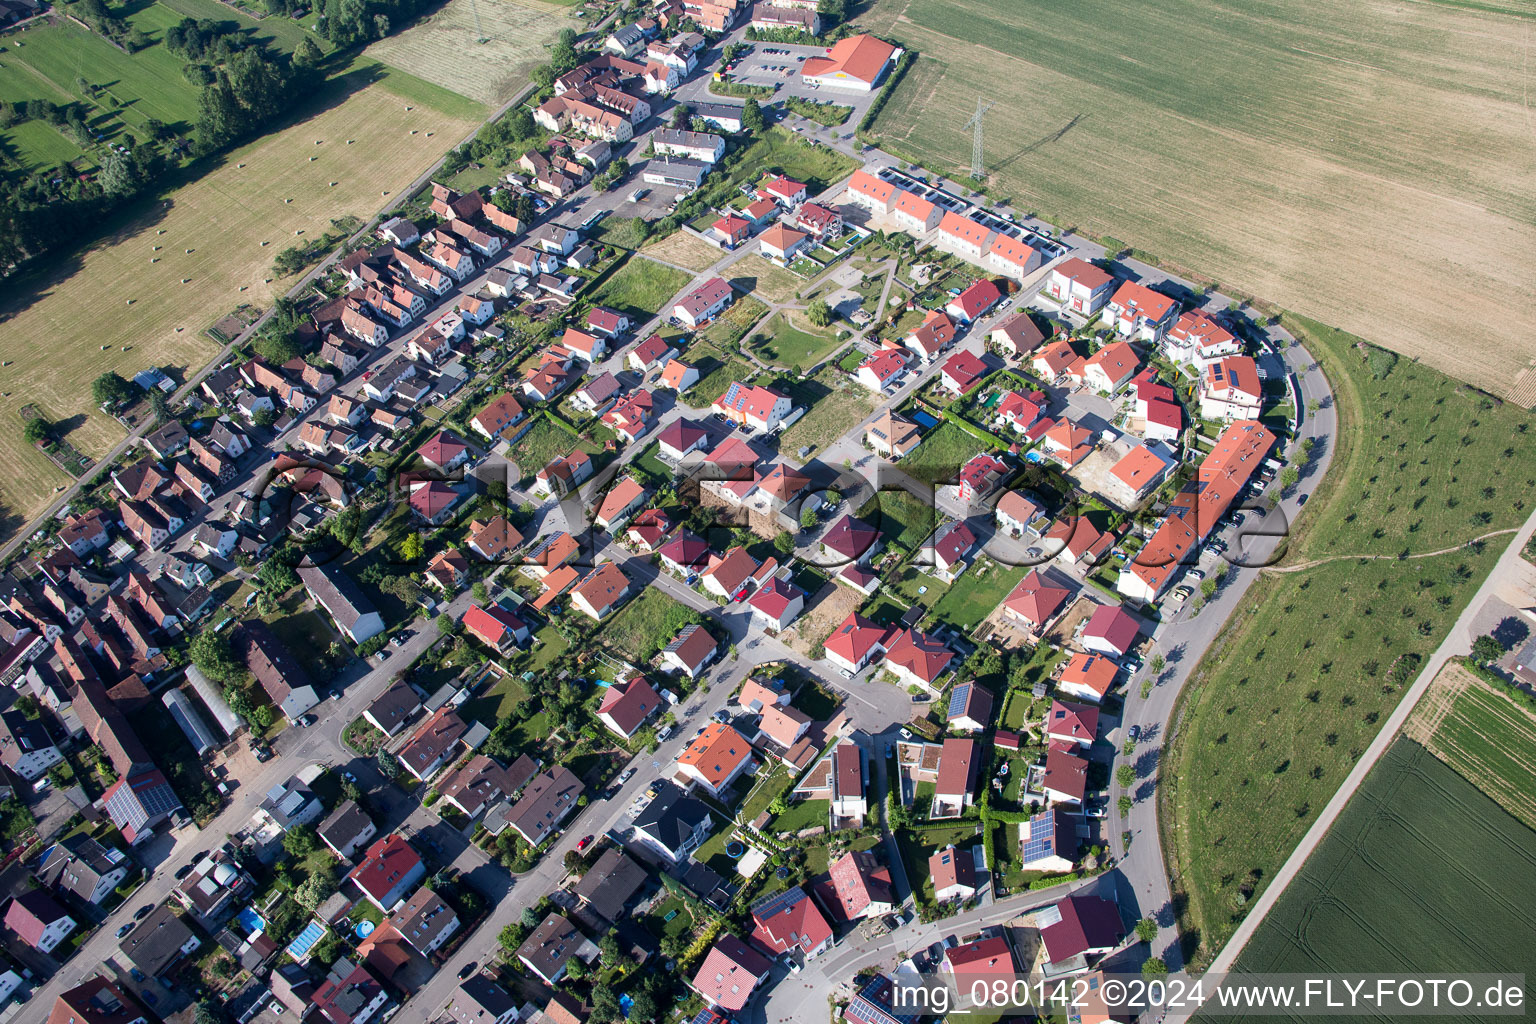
left=725, top=840, right=746, bottom=858
left=776, top=866, right=790, bottom=879
left=355, top=920, right=376, bottom=940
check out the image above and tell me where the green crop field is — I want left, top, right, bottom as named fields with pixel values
left=1227, top=740, right=1536, bottom=1022
left=859, top=0, right=1536, bottom=403
left=1407, top=662, right=1536, bottom=832
left=1162, top=314, right=1536, bottom=966
left=587, top=255, right=690, bottom=322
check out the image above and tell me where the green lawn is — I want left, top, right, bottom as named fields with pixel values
left=901, top=420, right=993, bottom=486
left=506, top=416, right=596, bottom=476
left=794, top=682, right=838, bottom=722
left=459, top=672, right=530, bottom=726
left=738, top=765, right=794, bottom=824
left=856, top=490, right=939, bottom=555
left=587, top=255, right=691, bottom=322
left=895, top=823, right=982, bottom=905
left=598, top=586, right=699, bottom=663
left=684, top=345, right=759, bottom=407
left=1163, top=313, right=1536, bottom=967
left=642, top=897, right=695, bottom=940
left=1231, top=741, right=1536, bottom=1019
left=256, top=593, right=341, bottom=682
left=691, top=817, right=739, bottom=877
left=748, top=313, right=843, bottom=371
left=769, top=798, right=829, bottom=833
left=929, top=559, right=1027, bottom=630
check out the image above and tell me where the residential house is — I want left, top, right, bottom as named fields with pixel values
left=689, top=934, right=773, bottom=1013
left=932, top=737, right=978, bottom=818
left=534, top=448, right=594, bottom=498
left=238, top=620, right=320, bottom=723
left=660, top=358, right=701, bottom=392
left=864, top=408, right=921, bottom=458
left=36, top=834, right=130, bottom=905
left=756, top=703, right=811, bottom=752
left=5, top=891, right=76, bottom=953
left=1199, top=355, right=1263, bottom=420
left=1080, top=604, right=1143, bottom=657
left=904, top=310, right=957, bottom=363
left=1058, top=652, right=1119, bottom=704
left=845, top=169, right=896, bottom=215
left=1042, top=747, right=1088, bottom=805
left=654, top=127, right=726, bottom=163
left=1106, top=280, right=1177, bottom=341
left=701, top=546, right=759, bottom=600
left=318, top=801, right=378, bottom=865
left=595, top=675, right=663, bottom=740
left=1044, top=699, right=1099, bottom=748
left=1042, top=515, right=1111, bottom=566
left=467, top=516, right=524, bottom=562
left=987, top=233, right=1042, bottom=279
left=1109, top=443, right=1175, bottom=505
left=677, top=722, right=754, bottom=797
left=749, top=885, right=833, bottom=958
left=629, top=333, right=677, bottom=374
left=439, top=754, right=535, bottom=820
left=299, top=564, right=385, bottom=644
left=944, top=936, right=1017, bottom=1000
left=408, top=478, right=463, bottom=525
left=937, top=212, right=994, bottom=261
left=1082, top=341, right=1141, bottom=394
left=445, top=976, right=520, bottom=1024
left=0, top=708, right=62, bottom=780
left=506, top=767, right=584, bottom=845
left=349, top=834, right=426, bottom=911
left=569, top=563, right=631, bottom=621
left=391, top=887, right=459, bottom=957
left=1045, top=257, right=1114, bottom=316
left=758, top=223, right=812, bottom=264
left=990, top=311, right=1046, bottom=356
left=747, top=577, right=805, bottom=631
left=946, top=680, right=993, bottom=732
left=462, top=605, right=531, bottom=654
left=424, top=548, right=470, bottom=594
left=855, top=348, right=909, bottom=392
left=1167, top=308, right=1241, bottom=367
left=794, top=202, right=842, bottom=240
left=824, top=612, right=889, bottom=674
left=398, top=707, right=469, bottom=781
left=930, top=845, right=977, bottom=902
left=674, top=277, right=735, bottom=328
left=364, top=680, right=421, bottom=738
left=956, top=452, right=1008, bottom=502
left=119, top=904, right=200, bottom=980
left=632, top=782, right=712, bottom=863
left=1039, top=894, right=1123, bottom=973
left=662, top=622, right=718, bottom=678
left=313, top=958, right=390, bottom=1024
left=1019, top=806, right=1078, bottom=872
left=890, top=188, right=940, bottom=233
left=931, top=520, right=976, bottom=576
left=624, top=508, right=672, bottom=552
left=1040, top=418, right=1095, bottom=469
left=940, top=350, right=988, bottom=395
left=883, top=628, right=953, bottom=692
left=713, top=381, right=793, bottom=432
left=602, top=389, right=655, bottom=443
left=945, top=278, right=1002, bottom=324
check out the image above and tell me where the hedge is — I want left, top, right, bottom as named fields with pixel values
left=858, top=49, right=916, bottom=133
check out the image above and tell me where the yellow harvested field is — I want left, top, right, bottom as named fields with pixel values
left=641, top=230, right=725, bottom=273
left=364, top=0, right=579, bottom=106
left=0, top=81, right=477, bottom=536
left=861, top=0, right=1536, bottom=403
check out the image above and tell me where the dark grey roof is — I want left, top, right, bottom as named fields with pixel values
left=120, top=903, right=196, bottom=977
left=572, top=848, right=647, bottom=917
left=297, top=563, right=379, bottom=632
left=366, top=679, right=421, bottom=733
left=447, top=974, right=518, bottom=1024
left=633, top=782, right=711, bottom=856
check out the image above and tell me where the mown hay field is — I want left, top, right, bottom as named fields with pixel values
left=1161, top=315, right=1536, bottom=964
left=1406, top=661, right=1536, bottom=831
left=0, top=65, right=478, bottom=532
left=1227, top=740, right=1536, bottom=1023
left=363, top=0, right=579, bottom=106
left=860, top=0, right=1536, bottom=403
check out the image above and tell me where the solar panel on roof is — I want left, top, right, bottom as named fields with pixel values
left=946, top=683, right=970, bottom=719
left=1020, top=811, right=1058, bottom=864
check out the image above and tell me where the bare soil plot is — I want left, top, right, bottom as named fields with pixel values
left=861, top=0, right=1536, bottom=402
left=0, top=79, right=478, bottom=538
left=364, top=0, right=578, bottom=106
left=640, top=231, right=723, bottom=272
left=779, top=580, right=862, bottom=657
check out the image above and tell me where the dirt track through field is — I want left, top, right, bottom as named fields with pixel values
left=861, top=0, right=1536, bottom=404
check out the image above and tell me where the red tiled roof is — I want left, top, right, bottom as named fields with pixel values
left=801, top=33, right=896, bottom=85
left=1003, top=570, right=1069, bottom=627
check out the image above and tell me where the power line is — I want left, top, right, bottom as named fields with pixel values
left=962, top=97, right=994, bottom=181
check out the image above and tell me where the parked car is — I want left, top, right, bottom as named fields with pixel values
left=134, top=904, right=154, bottom=920
left=576, top=834, right=594, bottom=852
left=297, top=714, right=317, bottom=727
left=174, top=864, right=195, bottom=880
left=458, top=962, right=478, bottom=981
left=117, top=923, right=134, bottom=938
left=617, top=768, right=635, bottom=785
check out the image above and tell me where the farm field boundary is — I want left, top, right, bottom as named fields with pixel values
left=858, top=0, right=1536, bottom=402
left=1222, top=739, right=1536, bottom=1023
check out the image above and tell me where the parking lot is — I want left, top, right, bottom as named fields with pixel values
left=701, top=42, right=883, bottom=130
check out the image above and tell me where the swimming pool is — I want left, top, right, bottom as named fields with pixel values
left=912, top=411, right=940, bottom=430
left=234, top=907, right=265, bottom=939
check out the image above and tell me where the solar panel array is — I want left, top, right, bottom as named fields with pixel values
left=1019, top=810, right=1057, bottom=864
left=947, top=682, right=972, bottom=720
left=751, top=884, right=805, bottom=918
